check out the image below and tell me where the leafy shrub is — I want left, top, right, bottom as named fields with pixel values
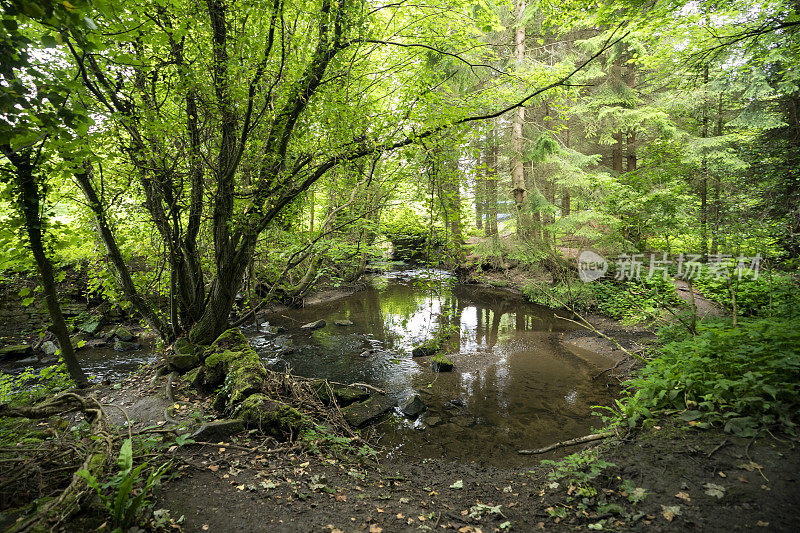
left=694, top=269, right=799, bottom=318
left=612, top=318, right=800, bottom=436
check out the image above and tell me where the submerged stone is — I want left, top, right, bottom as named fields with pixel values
left=425, top=415, right=442, bottom=427
left=300, top=319, right=326, bottom=331
left=341, top=394, right=396, bottom=428
left=400, top=395, right=427, bottom=418
left=334, top=319, right=354, bottom=326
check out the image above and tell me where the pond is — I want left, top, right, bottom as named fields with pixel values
left=251, top=269, right=618, bottom=466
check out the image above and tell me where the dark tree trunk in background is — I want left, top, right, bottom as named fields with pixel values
left=2, top=146, right=88, bottom=388
left=700, top=65, right=709, bottom=258
left=475, top=148, right=484, bottom=230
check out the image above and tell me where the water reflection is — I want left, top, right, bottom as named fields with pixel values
left=255, top=269, right=617, bottom=466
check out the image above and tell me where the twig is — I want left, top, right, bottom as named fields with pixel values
left=706, top=438, right=728, bottom=458
left=518, top=432, right=613, bottom=455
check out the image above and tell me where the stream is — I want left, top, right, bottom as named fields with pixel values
left=252, top=269, right=618, bottom=466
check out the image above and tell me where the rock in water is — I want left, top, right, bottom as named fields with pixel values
left=114, top=340, right=141, bottom=352
left=411, top=338, right=442, bottom=357
left=114, top=326, right=135, bottom=342
left=300, top=319, right=326, bottom=331
left=400, top=395, right=427, bottom=418
left=341, top=395, right=396, bottom=427
left=334, top=319, right=354, bottom=326
left=425, top=416, right=442, bottom=427
left=311, top=381, right=369, bottom=407
left=431, top=354, right=454, bottom=372
left=360, top=349, right=374, bottom=358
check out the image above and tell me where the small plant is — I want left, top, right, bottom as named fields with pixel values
left=78, top=438, right=170, bottom=531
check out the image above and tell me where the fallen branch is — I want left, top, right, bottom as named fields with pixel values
left=518, top=432, right=613, bottom=455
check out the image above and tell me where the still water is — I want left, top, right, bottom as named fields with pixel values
left=252, top=269, right=617, bottom=466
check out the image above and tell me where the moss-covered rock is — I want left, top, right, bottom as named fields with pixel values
left=311, top=380, right=370, bottom=407
left=235, top=393, right=304, bottom=439
left=198, top=329, right=268, bottom=412
left=431, top=353, right=454, bottom=372
left=341, top=394, right=396, bottom=427
left=411, top=337, right=443, bottom=358
left=167, top=337, right=200, bottom=371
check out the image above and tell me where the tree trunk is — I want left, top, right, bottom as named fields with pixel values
left=73, top=165, right=168, bottom=339
left=510, top=1, right=528, bottom=235
left=2, top=147, right=88, bottom=387
left=485, top=124, right=499, bottom=238
left=475, top=147, right=484, bottom=230
left=523, top=160, right=542, bottom=241
left=700, top=64, right=709, bottom=258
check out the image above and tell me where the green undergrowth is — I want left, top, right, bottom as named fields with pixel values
left=693, top=268, right=799, bottom=317
left=523, top=276, right=683, bottom=324
left=600, top=316, right=800, bottom=437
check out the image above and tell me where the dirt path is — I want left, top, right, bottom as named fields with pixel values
left=673, top=279, right=724, bottom=319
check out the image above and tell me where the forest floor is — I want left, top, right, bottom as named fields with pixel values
left=92, top=347, right=800, bottom=533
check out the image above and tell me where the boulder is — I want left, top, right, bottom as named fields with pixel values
left=78, top=314, right=104, bottom=335
left=114, top=326, right=135, bottom=342
left=167, top=337, right=199, bottom=371
left=431, top=354, right=454, bottom=372
left=341, top=394, right=396, bottom=428
left=41, top=341, right=58, bottom=356
left=190, top=419, right=245, bottom=442
left=334, top=319, right=354, bottom=326
left=234, top=393, right=304, bottom=439
left=425, top=415, right=442, bottom=428
left=411, top=338, right=442, bottom=358
left=400, top=395, right=427, bottom=418
left=300, top=319, right=326, bottom=331
left=114, top=340, right=141, bottom=352
left=311, top=381, right=370, bottom=407
left=0, top=344, right=33, bottom=360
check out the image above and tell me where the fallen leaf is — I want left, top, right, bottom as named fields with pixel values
left=661, top=505, right=682, bottom=522
left=756, top=521, right=770, bottom=527
left=201, top=526, right=209, bottom=531
left=675, top=491, right=691, bottom=502
left=450, top=479, right=464, bottom=489
left=208, top=465, right=219, bottom=472
left=718, top=471, right=727, bottom=478
left=737, top=475, right=749, bottom=483
left=703, top=483, right=726, bottom=499
left=335, top=495, right=346, bottom=502
left=368, top=525, right=382, bottom=533
left=396, top=513, right=404, bottom=519
left=738, top=461, right=763, bottom=472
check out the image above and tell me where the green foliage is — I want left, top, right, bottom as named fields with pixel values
left=522, top=276, right=682, bottom=324
left=78, top=438, right=170, bottom=531
left=694, top=269, right=799, bottom=318
left=0, top=362, right=73, bottom=406
left=613, top=318, right=800, bottom=436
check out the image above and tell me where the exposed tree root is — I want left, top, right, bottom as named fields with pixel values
left=0, top=392, right=112, bottom=532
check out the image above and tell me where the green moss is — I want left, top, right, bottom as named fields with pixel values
left=411, top=337, right=443, bottom=357
left=431, top=353, right=454, bottom=372
left=235, top=393, right=304, bottom=440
